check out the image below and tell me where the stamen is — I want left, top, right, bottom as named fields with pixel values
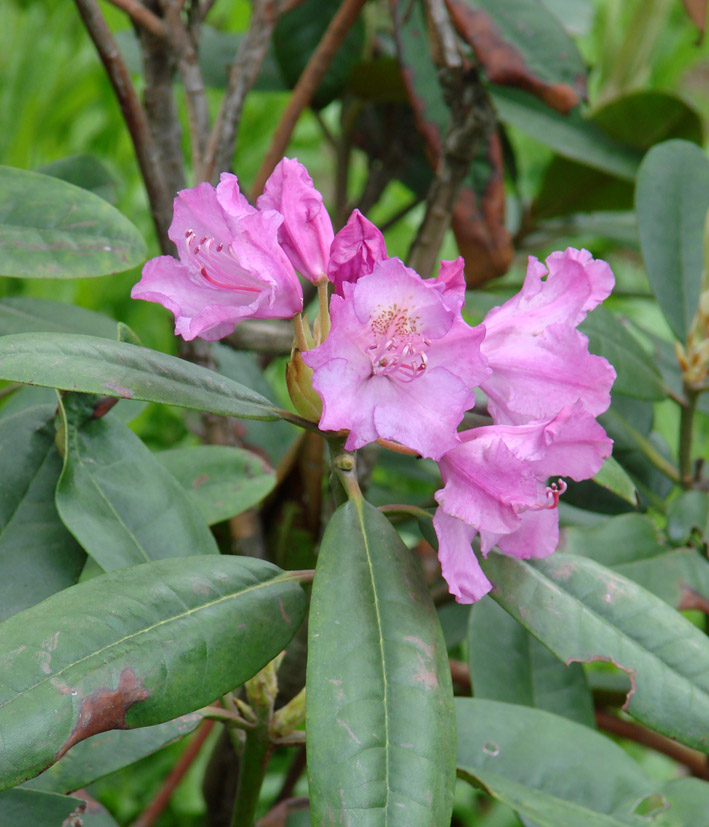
left=542, top=479, right=567, bottom=509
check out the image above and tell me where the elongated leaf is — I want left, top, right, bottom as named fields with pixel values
left=157, top=445, right=276, bottom=525
left=0, top=405, right=85, bottom=621
left=0, top=555, right=306, bottom=789
left=0, top=297, right=118, bottom=337
left=561, top=513, right=709, bottom=609
left=666, top=491, right=709, bottom=546
left=468, top=597, right=594, bottom=726
left=0, top=789, right=86, bottom=825
left=55, top=395, right=218, bottom=570
left=37, top=154, right=119, bottom=204
left=482, top=552, right=709, bottom=751
left=307, top=499, right=455, bottom=825
left=579, top=306, right=666, bottom=401
left=491, top=86, right=641, bottom=180
left=592, top=457, right=638, bottom=506
left=636, top=140, right=709, bottom=341
left=0, top=166, right=146, bottom=278
left=456, top=699, right=656, bottom=826
left=447, top=0, right=587, bottom=111
left=656, top=778, right=709, bottom=826
left=0, top=333, right=280, bottom=420
left=25, top=712, right=203, bottom=794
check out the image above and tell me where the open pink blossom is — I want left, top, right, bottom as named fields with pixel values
left=327, top=209, right=388, bottom=295
left=434, top=403, right=612, bottom=602
left=302, top=257, right=489, bottom=460
left=480, top=248, right=616, bottom=424
left=132, top=174, right=302, bottom=341
left=257, top=158, right=334, bottom=284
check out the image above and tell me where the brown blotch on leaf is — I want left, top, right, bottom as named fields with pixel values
left=92, top=396, right=120, bottom=419
left=56, top=667, right=150, bottom=760
left=445, top=0, right=583, bottom=114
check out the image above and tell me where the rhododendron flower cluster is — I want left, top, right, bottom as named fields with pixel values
left=133, top=157, right=616, bottom=604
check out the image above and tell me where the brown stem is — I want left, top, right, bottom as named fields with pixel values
left=226, top=319, right=294, bottom=354
left=595, top=709, right=709, bottom=780
left=131, top=719, right=216, bottom=827
left=105, top=0, right=166, bottom=37
left=202, top=0, right=294, bottom=184
left=250, top=0, right=369, bottom=198
left=407, top=5, right=497, bottom=277
left=73, top=0, right=173, bottom=250
left=449, top=659, right=472, bottom=693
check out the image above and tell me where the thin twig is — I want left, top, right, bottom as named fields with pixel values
left=74, top=0, right=174, bottom=250
left=131, top=719, right=215, bottom=827
left=407, top=2, right=497, bottom=277
left=105, top=0, right=167, bottom=38
left=202, top=0, right=293, bottom=183
left=226, top=319, right=294, bottom=354
left=595, top=710, right=709, bottom=780
left=449, top=659, right=472, bottom=692
left=251, top=0, right=369, bottom=198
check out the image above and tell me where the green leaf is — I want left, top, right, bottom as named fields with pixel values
left=561, top=513, right=709, bottom=609
left=37, top=154, right=119, bottom=204
left=656, top=778, right=709, bottom=826
left=456, top=698, right=656, bottom=826
left=0, top=789, right=86, bottom=826
left=468, top=597, right=594, bottom=726
left=273, top=0, right=365, bottom=109
left=482, top=551, right=709, bottom=751
left=307, top=499, right=456, bottom=825
left=490, top=86, right=641, bottom=180
left=592, top=457, right=638, bottom=506
left=636, top=140, right=709, bottom=342
left=55, top=395, right=218, bottom=570
left=157, top=445, right=276, bottom=526
left=580, top=306, right=666, bottom=401
left=666, top=491, right=709, bottom=546
left=0, top=333, right=280, bottom=420
left=0, top=406, right=85, bottom=622
left=534, top=90, right=703, bottom=219
left=0, top=555, right=306, bottom=789
left=0, top=297, right=118, bottom=337
left=25, top=712, right=203, bottom=794
left=0, top=166, right=146, bottom=278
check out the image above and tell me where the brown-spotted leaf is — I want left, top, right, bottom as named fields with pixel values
left=445, top=0, right=587, bottom=113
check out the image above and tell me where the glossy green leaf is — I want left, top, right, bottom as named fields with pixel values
left=456, top=698, right=656, bottom=825
left=580, top=306, right=666, bottom=401
left=157, top=445, right=276, bottom=526
left=592, top=457, right=638, bottom=506
left=37, top=154, right=119, bottom=204
left=0, top=405, right=85, bottom=622
left=534, top=90, right=703, bottom=219
left=0, top=297, right=118, bottom=337
left=0, top=166, right=146, bottom=278
left=307, top=499, right=456, bottom=825
left=636, top=140, right=709, bottom=342
left=490, top=86, right=641, bottom=180
left=656, top=778, right=709, bottom=826
left=0, top=789, right=86, bottom=825
left=26, top=712, right=203, bottom=794
left=468, top=597, right=594, bottom=726
left=482, top=551, right=709, bottom=751
left=55, top=395, right=218, bottom=570
left=0, top=555, right=306, bottom=789
left=0, top=333, right=280, bottom=420
left=561, top=513, right=709, bottom=609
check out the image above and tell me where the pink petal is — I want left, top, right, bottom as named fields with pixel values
left=327, top=209, right=387, bottom=295
left=257, top=157, right=334, bottom=283
left=546, top=247, right=614, bottom=312
left=481, top=508, right=559, bottom=560
left=433, top=510, right=492, bottom=604
left=435, top=257, right=467, bottom=312
left=216, top=173, right=257, bottom=220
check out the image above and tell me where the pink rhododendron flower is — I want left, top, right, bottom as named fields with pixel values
left=257, top=158, right=334, bottom=284
left=434, top=403, right=612, bottom=603
left=132, top=174, right=302, bottom=341
left=480, top=248, right=616, bottom=425
left=327, top=209, right=388, bottom=295
left=302, top=257, right=489, bottom=460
